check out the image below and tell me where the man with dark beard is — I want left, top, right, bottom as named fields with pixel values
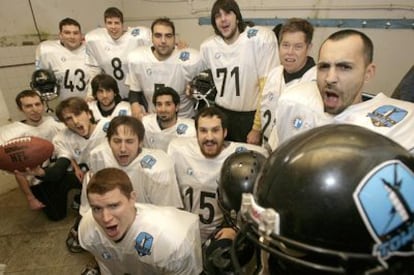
left=167, top=106, right=268, bottom=243
left=142, top=86, right=196, bottom=152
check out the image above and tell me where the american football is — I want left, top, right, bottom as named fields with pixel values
left=0, top=136, right=54, bottom=172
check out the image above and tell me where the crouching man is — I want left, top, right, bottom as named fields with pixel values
left=78, top=167, right=202, bottom=275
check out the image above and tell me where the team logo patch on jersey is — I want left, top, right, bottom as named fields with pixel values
left=118, top=109, right=127, bottom=116
left=367, top=105, right=407, bottom=127
left=140, top=155, right=156, bottom=169
left=179, top=51, right=190, bottom=61
left=131, top=28, right=141, bottom=37
left=292, top=117, right=304, bottom=129
left=61, top=57, right=66, bottom=62
left=103, top=121, right=110, bottom=132
left=176, top=123, right=188, bottom=135
left=74, top=148, right=82, bottom=157
left=235, top=146, right=248, bottom=153
left=135, top=232, right=153, bottom=256
left=101, top=251, right=112, bottom=260
left=146, top=68, right=152, bottom=76
left=215, top=52, right=221, bottom=60
left=353, top=160, right=414, bottom=261
left=247, top=29, right=259, bottom=38
left=186, top=167, right=193, bottom=176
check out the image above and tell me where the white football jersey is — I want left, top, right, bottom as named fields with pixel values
left=88, top=100, right=131, bottom=121
left=0, top=116, right=64, bottom=144
left=334, top=93, right=414, bottom=153
left=35, top=40, right=90, bottom=100
left=85, top=27, right=152, bottom=99
left=271, top=81, right=332, bottom=150
left=167, top=137, right=268, bottom=242
left=52, top=119, right=110, bottom=165
left=126, top=47, right=203, bottom=118
left=80, top=141, right=183, bottom=216
left=142, top=114, right=196, bottom=152
left=200, top=26, right=279, bottom=111
left=79, top=203, right=202, bottom=275
left=260, top=65, right=316, bottom=141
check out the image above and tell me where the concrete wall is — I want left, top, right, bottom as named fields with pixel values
left=0, top=0, right=413, bottom=121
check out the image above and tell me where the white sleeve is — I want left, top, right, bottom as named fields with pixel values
left=52, top=131, right=73, bottom=159
left=256, top=27, right=279, bottom=78
left=275, top=82, right=330, bottom=145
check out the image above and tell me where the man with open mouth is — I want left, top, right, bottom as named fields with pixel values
left=78, top=168, right=202, bottom=275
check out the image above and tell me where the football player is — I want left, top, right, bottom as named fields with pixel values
left=80, top=115, right=183, bottom=218
left=142, top=86, right=196, bottom=152
left=88, top=73, right=131, bottom=120
left=85, top=7, right=151, bottom=100
left=35, top=18, right=90, bottom=101
left=0, top=89, right=65, bottom=218
left=235, top=124, right=414, bottom=274
left=78, top=168, right=202, bottom=275
left=167, top=106, right=268, bottom=243
left=126, top=17, right=204, bottom=119
left=259, top=18, right=316, bottom=145
left=200, top=0, right=279, bottom=144
left=272, top=29, right=414, bottom=154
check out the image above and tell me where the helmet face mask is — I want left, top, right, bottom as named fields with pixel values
left=30, top=69, right=59, bottom=101
left=190, top=69, right=217, bottom=109
left=235, top=124, right=414, bottom=274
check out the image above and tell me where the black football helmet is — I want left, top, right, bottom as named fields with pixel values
left=30, top=69, right=59, bottom=101
left=234, top=124, right=414, bottom=274
left=191, top=69, right=217, bottom=109
left=218, top=150, right=267, bottom=228
left=204, top=150, right=266, bottom=275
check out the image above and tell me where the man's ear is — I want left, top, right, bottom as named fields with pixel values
left=130, top=190, right=137, bottom=202
left=364, top=63, right=376, bottom=83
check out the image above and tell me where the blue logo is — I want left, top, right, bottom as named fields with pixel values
left=293, top=117, right=303, bottom=129
left=131, top=28, right=141, bottom=37
left=247, top=29, right=258, bottom=38
left=235, top=146, right=248, bottom=153
left=135, top=232, right=153, bottom=256
left=118, top=109, right=127, bottom=116
left=140, top=155, right=156, bottom=169
left=176, top=123, right=188, bottom=135
left=353, top=160, right=414, bottom=261
left=367, top=105, right=407, bottom=128
left=101, top=251, right=112, bottom=260
left=179, top=51, right=190, bottom=61
left=103, top=121, right=110, bottom=132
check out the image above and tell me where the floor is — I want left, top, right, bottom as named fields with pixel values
left=0, top=172, right=94, bottom=275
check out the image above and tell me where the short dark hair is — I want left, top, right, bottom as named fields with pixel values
left=279, top=18, right=314, bottom=45
left=91, top=74, right=120, bottom=98
left=106, top=116, right=145, bottom=143
left=15, top=90, right=43, bottom=110
left=321, top=29, right=374, bottom=65
left=59, top=17, right=81, bottom=32
left=211, top=0, right=246, bottom=36
left=87, top=168, right=133, bottom=199
left=152, top=86, right=180, bottom=106
left=104, top=7, right=123, bottom=23
left=195, top=106, right=228, bottom=130
left=56, top=96, right=95, bottom=123
left=151, top=17, right=175, bottom=36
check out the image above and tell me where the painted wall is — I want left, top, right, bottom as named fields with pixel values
left=0, top=0, right=413, bottom=121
